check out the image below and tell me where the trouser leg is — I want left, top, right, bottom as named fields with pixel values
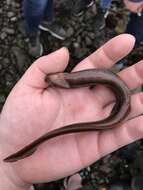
left=126, top=12, right=143, bottom=44
left=43, top=0, right=54, bottom=22
left=23, top=0, right=49, bottom=35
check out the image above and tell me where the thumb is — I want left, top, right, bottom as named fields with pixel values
left=21, top=47, right=69, bottom=88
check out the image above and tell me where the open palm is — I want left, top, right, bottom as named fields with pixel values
left=1, top=34, right=143, bottom=185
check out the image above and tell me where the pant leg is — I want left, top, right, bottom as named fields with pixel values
left=43, top=0, right=54, bottom=22
left=23, top=0, right=49, bottom=35
left=100, top=0, right=112, bottom=9
left=126, top=12, right=143, bottom=44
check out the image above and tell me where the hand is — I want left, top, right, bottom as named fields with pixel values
left=1, top=34, right=143, bottom=190
left=123, top=0, right=143, bottom=13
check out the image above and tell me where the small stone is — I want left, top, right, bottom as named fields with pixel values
left=0, top=95, right=5, bottom=104
left=12, top=2, right=20, bottom=8
left=6, top=0, right=11, bottom=5
left=7, top=11, right=15, bottom=18
left=73, top=42, right=80, bottom=48
left=0, top=32, right=7, bottom=40
left=10, top=16, right=17, bottom=22
left=5, top=28, right=15, bottom=35
left=66, top=27, right=74, bottom=37
left=88, top=32, right=95, bottom=39
left=85, top=36, right=92, bottom=46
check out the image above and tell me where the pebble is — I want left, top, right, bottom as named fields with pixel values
left=5, top=28, right=15, bottom=34
left=10, top=16, right=17, bottom=22
left=0, top=32, right=7, bottom=40
left=73, top=42, right=80, bottom=48
left=0, top=95, right=5, bottom=103
left=85, top=36, right=92, bottom=46
left=7, top=11, right=15, bottom=18
left=6, top=0, right=11, bottom=5
left=66, top=27, right=74, bottom=37
left=88, top=32, right=96, bottom=39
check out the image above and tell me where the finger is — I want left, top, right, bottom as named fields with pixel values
left=75, top=114, right=143, bottom=168
left=89, top=59, right=143, bottom=107
left=119, top=60, right=143, bottom=90
left=75, top=92, right=143, bottom=167
left=72, top=35, right=135, bottom=108
left=73, top=34, right=135, bottom=71
left=97, top=115, right=143, bottom=159
left=100, top=59, right=143, bottom=106
left=21, top=47, right=69, bottom=88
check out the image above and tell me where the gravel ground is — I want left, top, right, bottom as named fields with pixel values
left=1, top=0, right=143, bottom=189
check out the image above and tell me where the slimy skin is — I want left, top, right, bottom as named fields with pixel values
left=3, top=69, right=131, bottom=162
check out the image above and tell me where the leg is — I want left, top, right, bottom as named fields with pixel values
left=126, top=12, right=143, bottom=44
left=22, top=0, right=48, bottom=57
left=23, top=0, right=48, bottom=35
left=44, top=0, right=54, bottom=22
left=94, top=0, right=112, bottom=31
left=39, top=0, right=67, bottom=40
left=100, top=0, right=112, bottom=9
left=72, top=0, right=95, bottom=17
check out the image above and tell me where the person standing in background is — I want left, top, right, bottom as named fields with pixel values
left=124, top=0, right=143, bottom=44
left=23, top=0, right=67, bottom=58
left=72, top=0, right=111, bottom=17
left=23, top=0, right=143, bottom=58
left=72, top=0, right=143, bottom=45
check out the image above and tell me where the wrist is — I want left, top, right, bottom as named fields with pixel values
left=0, top=154, right=32, bottom=190
left=0, top=115, right=33, bottom=190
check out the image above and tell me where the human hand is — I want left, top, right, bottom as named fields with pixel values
left=1, top=34, right=143, bottom=190
left=123, top=0, right=143, bottom=13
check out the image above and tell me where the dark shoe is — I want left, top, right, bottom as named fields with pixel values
left=28, top=34, right=43, bottom=58
left=131, top=176, right=143, bottom=190
left=72, top=0, right=95, bottom=17
left=39, top=21, right=66, bottom=40
left=94, top=7, right=108, bottom=31
left=109, top=180, right=131, bottom=190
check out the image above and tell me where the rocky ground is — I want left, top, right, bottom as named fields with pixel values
left=1, top=0, right=143, bottom=189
